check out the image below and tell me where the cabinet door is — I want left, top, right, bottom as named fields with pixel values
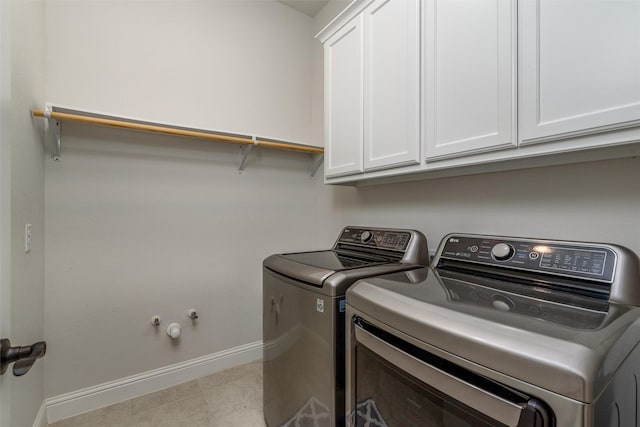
left=363, top=0, right=420, bottom=171
left=520, top=0, right=640, bottom=145
left=324, top=15, right=364, bottom=178
left=424, top=0, right=516, bottom=160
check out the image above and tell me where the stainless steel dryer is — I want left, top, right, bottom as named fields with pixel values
left=346, top=233, right=640, bottom=427
left=263, top=226, right=429, bottom=427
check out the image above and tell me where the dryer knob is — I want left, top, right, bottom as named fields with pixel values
left=491, top=243, right=514, bottom=261
left=360, top=231, right=373, bottom=243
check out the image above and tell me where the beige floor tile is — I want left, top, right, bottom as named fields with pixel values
left=210, top=407, right=266, bottom=427
left=48, top=402, right=130, bottom=427
left=197, top=359, right=262, bottom=391
left=130, top=394, right=213, bottom=427
left=202, top=374, right=262, bottom=419
left=130, top=379, right=201, bottom=415
left=48, top=360, right=266, bottom=427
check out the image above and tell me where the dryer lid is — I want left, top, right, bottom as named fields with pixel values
left=281, top=250, right=390, bottom=271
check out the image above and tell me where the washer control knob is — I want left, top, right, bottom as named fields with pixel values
left=491, top=243, right=514, bottom=261
left=360, top=231, right=373, bottom=243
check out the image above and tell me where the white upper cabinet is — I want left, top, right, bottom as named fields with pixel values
left=363, top=0, right=420, bottom=171
left=324, top=15, right=364, bottom=178
left=424, top=0, right=517, bottom=160
left=319, top=0, right=640, bottom=185
left=519, top=0, right=640, bottom=145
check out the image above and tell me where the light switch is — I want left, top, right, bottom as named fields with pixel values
left=24, top=224, right=31, bottom=253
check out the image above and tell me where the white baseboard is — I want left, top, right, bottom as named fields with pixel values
left=45, top=340, right=263, bottom=423
left=32, top=402, right=47, bottom=427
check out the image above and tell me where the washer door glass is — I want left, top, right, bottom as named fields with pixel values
left=355, top=345, right=506, bottom=427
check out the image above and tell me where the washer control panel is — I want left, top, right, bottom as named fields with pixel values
left=337, top=227, right=411, bottom=251
left=440, top=235, right=617, bottom=283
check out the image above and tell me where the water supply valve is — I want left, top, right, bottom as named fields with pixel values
left=166, top=323, right=181, bottom=339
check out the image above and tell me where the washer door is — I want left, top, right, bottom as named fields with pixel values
left=351, top=318, right=554, bottom=427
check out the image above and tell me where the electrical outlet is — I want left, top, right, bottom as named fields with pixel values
left=24, top=224, right=31, bottom=253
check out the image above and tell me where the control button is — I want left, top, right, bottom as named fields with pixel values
left=360, top=231, right=372, bottom=243
left=469, top=245, right=479, bottom=253
left=491, top=243, right=515, bottom=261
left=529, top=251, right=540, bottom=260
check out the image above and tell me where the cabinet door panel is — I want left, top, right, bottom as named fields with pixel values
left=520, top=0, right=640, bottom=144
left=325, top=16, right=364, bottom=178
left=424, top=0, right=516, bottom=160
left=363, top=0, right=420, bottom=171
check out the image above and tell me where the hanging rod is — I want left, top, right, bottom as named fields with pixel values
left=31, top=108, right=324, bottom=155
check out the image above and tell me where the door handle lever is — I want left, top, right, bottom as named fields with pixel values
left=0, top=339, right=47, bottom=376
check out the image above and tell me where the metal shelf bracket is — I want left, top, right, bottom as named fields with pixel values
left=51, top=120, right=61, bottom=162
left=43, top=104, right=61, bottom=161
left=309, top=153, right=324, bottom=178
left=238, top=136, right=257, bottom=173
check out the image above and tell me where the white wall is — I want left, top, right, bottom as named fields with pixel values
left=44, top=0, right=318, bottom=398
left=1, top=1, right=47, bottom=426
left=45, top=0, right=312, bottom=143
left=312, top=157, right=640, bottom=253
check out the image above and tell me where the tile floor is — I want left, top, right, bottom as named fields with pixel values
left=48, top=360, right=266, bottom=427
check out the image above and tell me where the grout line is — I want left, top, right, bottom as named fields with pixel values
left=196, top=377, right=216, bottom=419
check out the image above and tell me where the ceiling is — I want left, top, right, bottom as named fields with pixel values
left=277, top=0, right=329, bottom=17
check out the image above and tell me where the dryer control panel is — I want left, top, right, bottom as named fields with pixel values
left=337, top=227, right=412, bottom=252
left=440, top=235, right=617, bottom=283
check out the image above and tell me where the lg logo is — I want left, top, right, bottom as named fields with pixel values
left=449, top=238, right=459, bottom=243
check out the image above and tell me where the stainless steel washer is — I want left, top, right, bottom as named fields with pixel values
left=346, top=233, right=640, bottom=427
left=263, top=226, right=429, bottom=427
